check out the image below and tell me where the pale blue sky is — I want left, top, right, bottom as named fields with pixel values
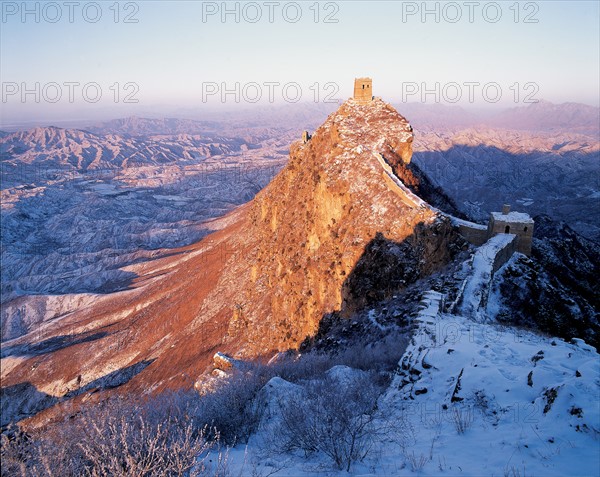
left=1, top=1, right=599, bottom=124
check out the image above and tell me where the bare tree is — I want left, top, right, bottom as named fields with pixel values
left=274, top=369, right=395, bottom=471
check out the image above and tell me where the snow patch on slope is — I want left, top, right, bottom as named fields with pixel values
left=379, top=306, right=600, bottom=477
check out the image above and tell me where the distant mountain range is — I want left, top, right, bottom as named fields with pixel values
left=489, top=100, right=600, bottom=134
left=2, top=99, right=597, bottom=139
left=0, top=125, right=251, bottom=178
left=395, top=100, right=600, bottom=135
left=85, top=117, right=226, bottom=137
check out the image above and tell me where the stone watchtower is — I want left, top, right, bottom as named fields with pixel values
left=353, top=77, right=373, bottom=103
left=487, top=204, right=534, bottom=256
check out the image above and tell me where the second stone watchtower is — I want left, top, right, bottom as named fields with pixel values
left=353, top=77, right=373, bottom=103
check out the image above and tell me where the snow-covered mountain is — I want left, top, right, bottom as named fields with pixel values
left=1, top=99, right=598, bottom=476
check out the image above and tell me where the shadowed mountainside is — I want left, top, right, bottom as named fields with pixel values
left=413, top=135, right=600, bottom=240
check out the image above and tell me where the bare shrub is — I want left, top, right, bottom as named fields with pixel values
left=174, top=332, right=407, bottom=449
left=266, top=331, right=408, bottom=386
left=0, top=394, right=225, bottom=477
left=77, top=409, right=211, bottom=476
left=450, top=405, right=474, bottom=434
left=197, top=370, right=267, bottom=444
left=1, top=421, right=87, bottom=477
left=405, top=451, right=428, bottom=472
left=274, top=368, right=392, bottom=471
left=503, top=464, right=531, bottom=477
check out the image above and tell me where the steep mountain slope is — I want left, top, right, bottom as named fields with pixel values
left=1, top=98, right=465, bottom=429
left=227, top=98, right=464, bottom=352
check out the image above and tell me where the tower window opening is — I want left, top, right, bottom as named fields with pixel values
left=505, top=225, right=510, bottom=233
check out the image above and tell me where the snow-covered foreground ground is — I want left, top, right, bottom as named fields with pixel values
left=222, top=281, right=599, bottom=476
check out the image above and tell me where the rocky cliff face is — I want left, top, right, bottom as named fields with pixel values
left=218, top=98, right=464, bottom=353
left=1, top=98, right=465, bottom=428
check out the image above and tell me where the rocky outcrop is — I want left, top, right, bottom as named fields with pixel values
left=222, top=98, right=463, bottom=352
